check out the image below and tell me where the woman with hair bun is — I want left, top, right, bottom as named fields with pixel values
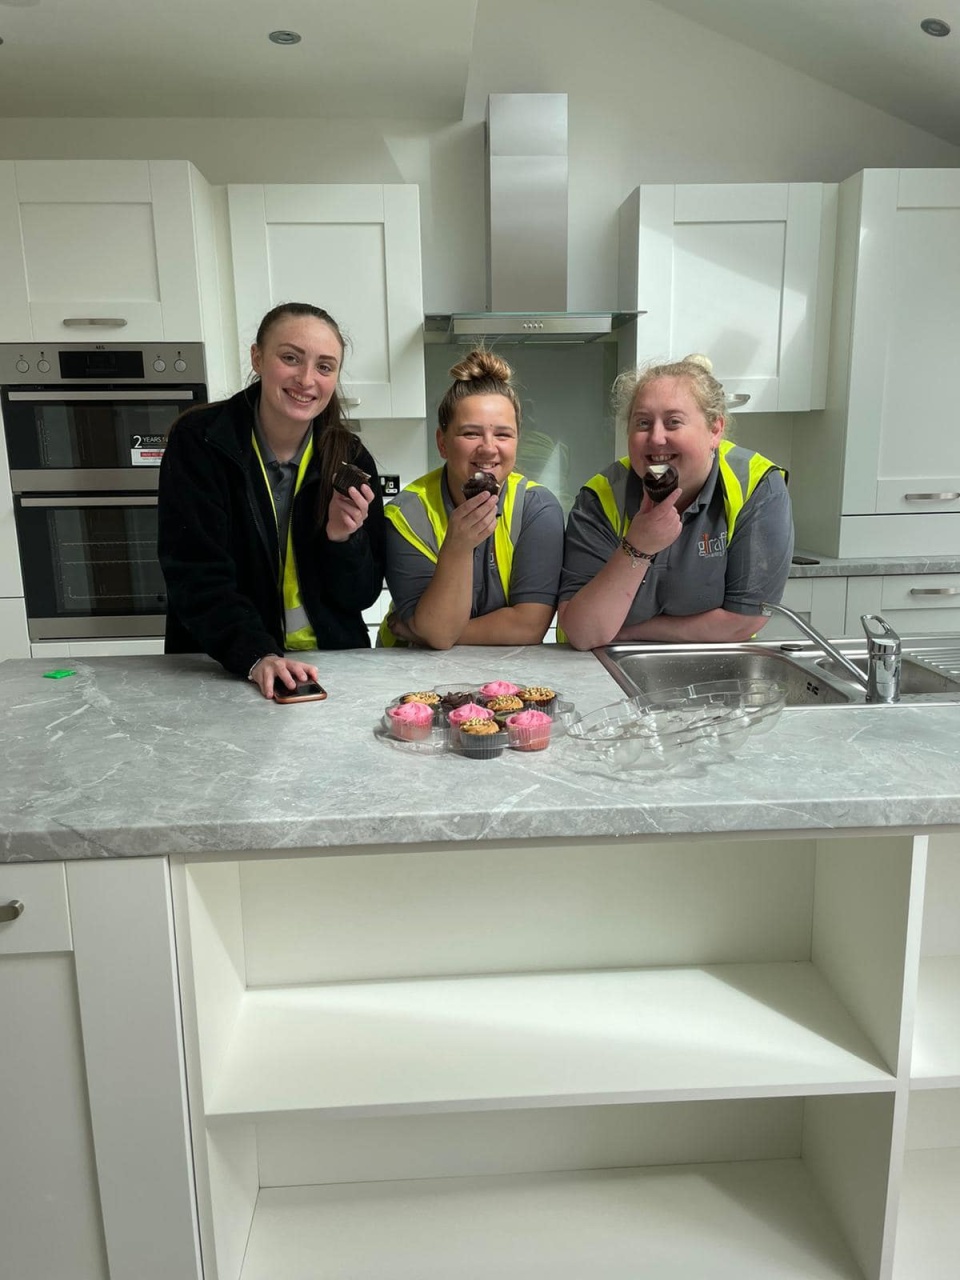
left=558, top=354, right=793, bottom=649
left=381, top=349, right=564, bottom=649
left=159, top=302, right=385, bottom=696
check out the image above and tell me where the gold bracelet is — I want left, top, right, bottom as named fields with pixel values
left=619, top=536, right=656, bottom=565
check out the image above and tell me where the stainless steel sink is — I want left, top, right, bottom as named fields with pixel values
left=607, top=647, right=850, bottom=706
left=598, top=637, right=960, bottom=708
left=816, top=654, right=960, bottom=696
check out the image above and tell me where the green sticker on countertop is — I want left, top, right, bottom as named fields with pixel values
left=42, top=669, right=77, bottom=679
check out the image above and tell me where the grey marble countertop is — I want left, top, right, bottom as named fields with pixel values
left=3, top=647, right=960, bottom=863
left=789, top=552, right=960, bottom=578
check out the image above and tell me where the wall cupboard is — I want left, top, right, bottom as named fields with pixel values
left=227, top=184, right=425, bottom=419
left=791, top=169, right=960, bottom=558
left=619, top=183, right=836, bottom=413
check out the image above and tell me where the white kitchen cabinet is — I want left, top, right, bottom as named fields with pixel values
left=0, top=596, right=29, bottom=659
left=30, top=636, right=165, bottom=659
left=760, top=576, right=849, bottom=642
left=792, top=170, right=960, bottom=558
left=0, top=859, right=201, bottom=1280
left=228, top=184, right=425, bottom=418
left=619, top=183, right=836, bottom=413
left=173, top=833, right=922, bottom=1280
left=845, top=574, right=960, bottom=637
left=0, top=161, right=225, bottom=370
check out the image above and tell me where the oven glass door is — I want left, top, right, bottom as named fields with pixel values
left=16, top=494, right=166, bottom=640
left=3, top=384, right=205, bottom=491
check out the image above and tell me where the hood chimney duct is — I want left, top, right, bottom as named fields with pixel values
left=487, top=93, right=568, bottom=313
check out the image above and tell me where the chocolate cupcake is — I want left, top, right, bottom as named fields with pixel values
left=457, top=719, right=507, bottom=759
left=333, top=461, right=372, bottom=496
left=462, top=471, right=500, bottom=501
left=519, top=686, right=557, bottom=717
left=642, top=464, right=679, bottom=503
left=439, top=690, right=476, bottom=714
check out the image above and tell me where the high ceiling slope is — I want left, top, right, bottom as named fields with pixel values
left=653, top=0, right=960, bottom=145
left=0, top=0, right=478, bottom=118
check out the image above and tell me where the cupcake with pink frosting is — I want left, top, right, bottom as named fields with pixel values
left=447, top=702, right=494, bottom=727
left=505, top=709, right=553, bottom=751
left=387, top=700, right=435, bottom=742
left=479, top=680, right=521, bottom=699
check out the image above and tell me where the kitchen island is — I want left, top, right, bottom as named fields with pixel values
left=2, top=647, right=960, bottom=1280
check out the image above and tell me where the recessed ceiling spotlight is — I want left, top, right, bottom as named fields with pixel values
left=268, top=29, right=302, bottom=45
left=920, top=17, right=951, bottom=37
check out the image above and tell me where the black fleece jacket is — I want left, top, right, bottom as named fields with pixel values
left=158, top=389, right=385, bottom=676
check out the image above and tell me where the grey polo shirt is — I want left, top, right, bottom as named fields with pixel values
left=386, top=468, right=565, bottom=622
left=253, top=409, right=311, bottom=564
left=559, top=454, right=794, bottom=625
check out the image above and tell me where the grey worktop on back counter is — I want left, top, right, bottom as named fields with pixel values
left=4, top=646, right=960, bottom=863
left=789, top=553, right=960, bottom=577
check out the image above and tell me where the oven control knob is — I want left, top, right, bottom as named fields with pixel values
left=174, top=359, right=187, bottom=373
left=37, top=359, right=51, bottom=373
left=153, top=359, right=166, bottom=373
left=15, top=359, right=29, bottom=373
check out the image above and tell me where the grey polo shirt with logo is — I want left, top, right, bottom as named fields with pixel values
left=386, top=468, right=565, bottom=622
left=559, top=453, right=794, bottom=626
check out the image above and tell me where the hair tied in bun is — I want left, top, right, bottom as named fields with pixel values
left=682, top=353, right=713, bottom=373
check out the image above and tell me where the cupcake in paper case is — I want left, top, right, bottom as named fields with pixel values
left=485, top=694, right=525, bottom=725
left=447, top=702, right=494, bottom=726
left=505, top=709, right=554, bottom=751
left=387, top=701, right=435, bottom=742
left=478, top=680, right=521, bottom=699
left=400, top=691, right=440, bottom=707
left=458, top=718, right=508, bottom=759
left=519, top=685, right=557, bottom=717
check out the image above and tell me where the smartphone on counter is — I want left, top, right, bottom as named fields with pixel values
left=274, top=681, right=327, bottom=704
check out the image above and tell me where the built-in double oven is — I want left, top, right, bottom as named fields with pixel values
left=2, top=343, right=206, bottom=642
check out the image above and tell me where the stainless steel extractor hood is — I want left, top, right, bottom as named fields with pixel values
left=426, top=93, right=640, bottom=344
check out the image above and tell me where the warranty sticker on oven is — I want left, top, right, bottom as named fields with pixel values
left=130, top=433, right=167, bottom=467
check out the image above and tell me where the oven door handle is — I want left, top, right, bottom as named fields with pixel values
left=7, top=390, right=191, bottom=402
left=20, top=496, right=158, bottom=508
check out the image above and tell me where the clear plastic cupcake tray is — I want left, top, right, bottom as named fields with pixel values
left=565, top=678, right=786, bottom=773
left=374, top=681, right=575, bottom=758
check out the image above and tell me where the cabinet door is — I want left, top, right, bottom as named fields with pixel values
left=843, top=170, right=960, bottom=517
left=0, top=863, right=110, bottom=1280
left=620, top=184, right=833, bottom=412
left=228, top=184, right=425, bottom=418
left=846, top=574, right=960, bottom=636
left=0, top=160, right=205, bottom=342
left=760, top=576, right=849, bottom=641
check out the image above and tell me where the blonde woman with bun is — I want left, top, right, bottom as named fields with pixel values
left=558, top=355, right=794, bottom=650
left=381, top=350, right=564, bottom=649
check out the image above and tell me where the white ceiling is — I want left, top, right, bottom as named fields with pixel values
left=652, top=0, right=960, bottom=145
left=0, top=0, right=959, bottom=145
left=0, top=0, right=479, bottom=119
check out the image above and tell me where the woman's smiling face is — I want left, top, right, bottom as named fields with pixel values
left=627, top=375, right=724, bottom=505
left=437, top=394, right=519, bottom=503
left=251, top=315, right=343, bottom=436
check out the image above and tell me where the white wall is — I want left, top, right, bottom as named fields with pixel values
left=1, top=0, right=957, bottom=318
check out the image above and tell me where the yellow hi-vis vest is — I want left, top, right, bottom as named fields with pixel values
left=556, top=441, right=783, bottom=643
left=251, top=433, right=317, bottom=650
left=585, top=440, right=782, bottom=543
left=378, top=468, right=537, bottom=647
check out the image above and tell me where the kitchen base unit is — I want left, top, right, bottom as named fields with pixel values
left=171, top=829, right=930, bottom=1280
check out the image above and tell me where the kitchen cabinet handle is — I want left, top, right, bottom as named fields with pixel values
left=903, top=492, right=960, bottom=502
left=342, top=397, right=361, bottom=408
left=62, top=317, right=128, bottom=328
left=909, top=587, right=960, bottom=597
left=726, top=393, right=751, bottom=408
left=21, top=495, right=158, bottom=508
left=0, top=900, right=24, bottom=924
left=9, top=391, right=187, bottom=403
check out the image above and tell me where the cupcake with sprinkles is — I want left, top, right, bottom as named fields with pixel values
left=519, top=685, right=557, bottom=717
left=457, top=718, right=507, bottom=759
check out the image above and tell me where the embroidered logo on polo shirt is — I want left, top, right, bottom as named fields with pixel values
left=697, top=530, right=727, bottom=559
